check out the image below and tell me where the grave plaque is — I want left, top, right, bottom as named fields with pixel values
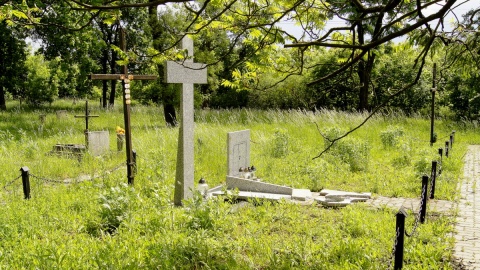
left=165, top=36, right=207, bottom=206
left=56, top=110, right=68, bottom=119
left=227, top=130, right=250, bottom=177
left=87, top=131, right=110, bottom=156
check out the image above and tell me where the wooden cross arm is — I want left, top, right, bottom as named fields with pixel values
left=89, top=74, right=158, bottom=80
left=75, top=115, right=99, bottom=118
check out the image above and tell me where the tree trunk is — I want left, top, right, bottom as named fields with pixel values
left=356, top=22, right=376, bottom=111
left=149, top=5, right=177, bottom=126
left=102, top=49, right=108, bottom=108
left=0, top=85, right=6, bottom=110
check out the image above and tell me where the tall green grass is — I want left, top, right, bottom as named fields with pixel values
left=0, top=99, right=475, bottom=268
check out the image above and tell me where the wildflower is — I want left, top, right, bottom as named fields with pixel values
left=116, top=126, right=125, bottom=135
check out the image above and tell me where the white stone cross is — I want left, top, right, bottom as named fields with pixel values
left=165, top=36, right=207, bottom=206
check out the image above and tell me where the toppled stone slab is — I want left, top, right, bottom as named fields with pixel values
left=320, top=189, right=371, bottom=199
left=313, top=189, right=372, bottom=207
left=292, top=189, right=312, bottom=201
left=226, top=176, right=292, bottom=195
left=315, top=196, right=352, bottom=207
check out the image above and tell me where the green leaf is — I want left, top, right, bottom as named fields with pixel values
left=12, top=10, right=27, bottom=19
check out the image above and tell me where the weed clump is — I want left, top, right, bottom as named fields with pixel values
left=380, top=125, right=404, bottom=148
left=85, top=184, right=132, bottom=236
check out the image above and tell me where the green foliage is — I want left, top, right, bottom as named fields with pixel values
left=0, top=101, right=470, bottom=268
left=380, top=125, right=404, bottom=148
left=323, top=127, right=371, bottom=172
left=271, top=128, right=289, bottom=158
left=24, top=54, right=58, bottom=105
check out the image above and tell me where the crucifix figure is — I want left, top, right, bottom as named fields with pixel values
left=90, top=28, right=157, bottom=185
left=165, top=36, right=207, bottom=206
left=74, top=100, right=99, bottom=146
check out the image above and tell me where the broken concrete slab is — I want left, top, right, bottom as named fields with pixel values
left=226, top=176, right=292, bottom=195
left=292, top=189, right=312, bottom=201
left=315, top=196, right=352, bottom=207
left=320, top=189, right=371, bottom=199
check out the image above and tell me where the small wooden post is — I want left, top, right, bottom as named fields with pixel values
left=430, top=161, right=437, bottom=199
left=438, top=148, right=443, bottom=175
left=394, top=207, right=407, bottom=270
left=420, top=175, right=429, bottom=224
left=430, top=63, right=436, bottom=146
left=20, top=167, right=31, bottom=199
left=445, top=141, right=449, bottom=158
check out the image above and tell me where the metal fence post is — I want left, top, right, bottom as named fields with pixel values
left=20, top=167, right=31, bottom=199
left=394, top=207, right=408, bottom=270
left=445, top=141, right=449, bottom=158
left=438, top=148, right=443, bottom=175
left=132, top=149, right=137, bottom=175
left=420, top=175, right=429, bottom=224
left=430, top=161, right=437, bottom=199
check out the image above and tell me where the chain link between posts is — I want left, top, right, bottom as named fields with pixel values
left=3, top=175, right=22, bottom=191
left=387, top=227, right=400, bottom=270
left=405, top=184, right=426, bottom=237
left=28, top=162, right=125, bottom=185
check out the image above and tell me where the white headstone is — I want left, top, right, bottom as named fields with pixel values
left=87, top=131, right=110, bottom=156
left=165, top=36, right=208, bottom=206
left=227, top=130, right=251, bottom=177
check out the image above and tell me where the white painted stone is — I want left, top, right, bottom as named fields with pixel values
left=292, top=189, right=312, bottom=201
left=234, top=191, right=292, bottom=201
left=87, top=131, right=109, bottom=156
left=315, top=196, right=352, bottom=207
left=227, top=130, right=251, bottom=177
left=320, top=189, right=371, bottom=199
left=226, top=176, right=292, bottom=195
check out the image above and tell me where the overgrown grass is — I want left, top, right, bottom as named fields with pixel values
left=0, top=99, right=475, bottom=268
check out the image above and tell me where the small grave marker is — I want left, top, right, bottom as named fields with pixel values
left=56, top=110, right=68, bottom=119
left=165, top=35, right=207, bottom=206
left=74, top=100, right=99, bottom=146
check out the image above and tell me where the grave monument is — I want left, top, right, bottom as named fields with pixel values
left=207, top=129, right=372, bottom=207
left=89, top=27, right=157, bottom=185
left=165, top=35, right=207, bottom=206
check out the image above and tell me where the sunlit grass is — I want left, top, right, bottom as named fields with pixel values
left=0, top=99, right=475, bottom=268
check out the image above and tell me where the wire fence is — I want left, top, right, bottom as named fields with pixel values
left=2, top=162, right=125, bottom=193
left=389, top=131, right=454, bottom=269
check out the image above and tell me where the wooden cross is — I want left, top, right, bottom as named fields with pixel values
left=89, top=28, right=157, bottom=185
left=165, top=35, right=207, bottom=206
left=74, top=100, right=99, bottom=133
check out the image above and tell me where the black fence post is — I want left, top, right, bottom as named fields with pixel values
left=430, top=161, right=437, bottom=199
left=438, top=148, right=443, bottom=175
left=394, top=207, right=408, bottom=270
left=445, top=141, right=449, bottom=158
left=20, top=167, right=31, bottom=199
left=420, top=175, right=429, bottom=224
left=452, top=130, right=456, bottom=145
left=450, top=134, right=453, bottom=149
left=132, top=149, right=137, bottom=175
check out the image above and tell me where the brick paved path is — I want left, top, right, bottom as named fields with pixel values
left=452, top=145, right=480, bottom=269
left=367, top=145, right=480, bottom=269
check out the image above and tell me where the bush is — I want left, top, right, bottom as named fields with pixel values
left=323, top=127, right=371, bottom=171
left=380, top=126, right=404, bottom=148
left=271, top=128, right=289, bottom=158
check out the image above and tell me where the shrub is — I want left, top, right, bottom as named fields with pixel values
left=271, top=128, right=289, bottom=158
left=380, top=126, right=404, bottom=148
